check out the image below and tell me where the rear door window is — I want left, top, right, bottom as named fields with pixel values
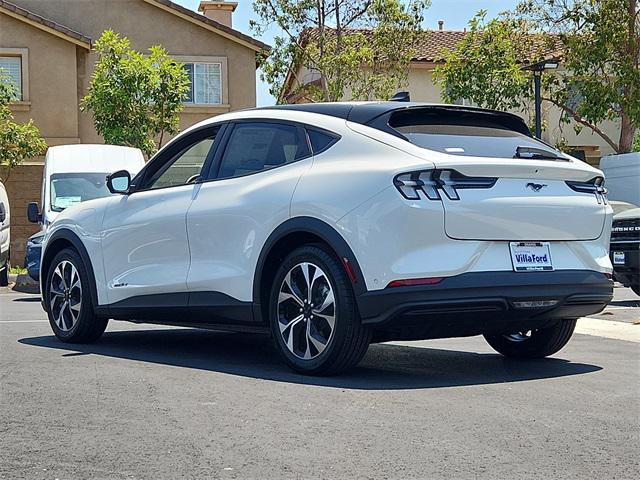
left=216, top=122, right=309, bottom=179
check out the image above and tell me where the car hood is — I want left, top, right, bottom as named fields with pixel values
left=45, top=195, right=114, bottom=241
left=614, top=207, right=640, bottom=221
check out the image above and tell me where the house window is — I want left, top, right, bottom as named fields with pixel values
left=0, top=56, right=22, bottom=101
left=183, top=63, right=222, bottom=105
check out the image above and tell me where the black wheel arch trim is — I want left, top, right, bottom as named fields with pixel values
left=252, top=216, right=367, bottom=323
left=42, top=228, right=100, bottom=311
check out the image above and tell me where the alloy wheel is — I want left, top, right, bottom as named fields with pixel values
left=277, top=262, right=336, bottom=360
left=49, top=260, right=82, bottom=332
left=504, top=331, right=533, bottom=342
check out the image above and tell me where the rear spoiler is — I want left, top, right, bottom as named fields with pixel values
left=362, top=105, right=533, bottom=139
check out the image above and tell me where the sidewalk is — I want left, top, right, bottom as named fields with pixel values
left=575, top=317, right=640, bottom=342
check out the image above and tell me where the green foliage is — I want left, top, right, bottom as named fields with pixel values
left=435, top=1, right=639, bottom=153
left=9, top=265, right=27, bottom=275
left=435, top=11, right=534, bottom=111
left=81, top=30, right=190, bottom=156
left=0, top=72, right=47, bottom=182
left=251, top=0, right=430, bottom=103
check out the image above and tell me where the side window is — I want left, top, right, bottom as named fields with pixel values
left=217, top=123, right=309, bottom=180
left=146, top=136, right=216, bottom=190
left=307, top=129, right=338, bottom=154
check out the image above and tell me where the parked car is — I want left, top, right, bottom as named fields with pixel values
left=610, top=203, right=640, bottom=296
left=0, top=179, right=9, bottom=286
left=25, top=230, right=45, bottom=282
left=26, top=145, right=145, bottom=281
left=40, top=103, right=614, bottom=375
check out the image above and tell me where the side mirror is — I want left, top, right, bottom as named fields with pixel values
left=106, top=170, right=131, bottom=194
left=27, top=202, right=41, bottom=223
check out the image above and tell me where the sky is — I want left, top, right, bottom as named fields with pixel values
left=175, top=0, right=520, bottom=106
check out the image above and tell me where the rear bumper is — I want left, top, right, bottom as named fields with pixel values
left=356, top=270, right=613, bottom=340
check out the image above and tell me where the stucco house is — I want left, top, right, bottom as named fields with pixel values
left=281, top=29, right=621, bottom=166
left=0, top=0, right=269, bottom=265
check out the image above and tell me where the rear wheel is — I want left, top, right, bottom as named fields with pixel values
left=45, top=248, right=107, bottom=343
left=484, top=319, right=577, bottom=358
left=269, top=245, right=371, bottom=375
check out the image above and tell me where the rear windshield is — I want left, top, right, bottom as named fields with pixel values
left=389, top=110, right=561, bottom=159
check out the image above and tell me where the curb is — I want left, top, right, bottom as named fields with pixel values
left=7, top=273, right=40, bottom=294
left=576, top=317, right=640, bottom=343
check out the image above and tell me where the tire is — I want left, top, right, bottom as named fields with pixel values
left=44, top=248, right=107, bottom=343
left=483, top=319, right=577, bottom=359
left=269, top=245, right=371, bottom=375
left=631, top=283, right=640, bottom=297
left=0, top=258, right=8, bottom=287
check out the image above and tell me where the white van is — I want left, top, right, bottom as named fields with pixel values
left=25, top=145, right=145, bottom=282
left=0, top=180, right=9, bottom=286
left=27, top=144, right=145, bottom=227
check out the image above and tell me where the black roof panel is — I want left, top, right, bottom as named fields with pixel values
left=258, top=102, right=532, bottom=137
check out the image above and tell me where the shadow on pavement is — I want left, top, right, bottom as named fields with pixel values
left=19, top=328, right=602, bottom=390
left=609, top=299, right=639, bottom=307
left=12, top=296, right=41, bottom=302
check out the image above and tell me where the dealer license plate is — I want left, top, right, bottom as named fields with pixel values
left=613, top=251, right=626, bottom=265
left=510, top=242, right=553, bottom=272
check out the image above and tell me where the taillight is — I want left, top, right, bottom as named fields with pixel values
left=565, top=177, right=608, bottom=204
left=393, top=169, right=497, bottom=201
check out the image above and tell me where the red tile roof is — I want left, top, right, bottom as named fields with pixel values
left=301, top=28, right=562, bottom=63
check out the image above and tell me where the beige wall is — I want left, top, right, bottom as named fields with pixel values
left=0, top=13, right=80, bottom=144
left=15, top=0, right=257, bottom=146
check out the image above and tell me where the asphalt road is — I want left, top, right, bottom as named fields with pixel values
left=1, top=288, right=638, bottom=479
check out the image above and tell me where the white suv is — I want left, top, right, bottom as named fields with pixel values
left=40, top=103, right=614, bottom=375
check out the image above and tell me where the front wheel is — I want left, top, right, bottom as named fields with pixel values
left=45, top=248, right=107, bottom=343
left=269, top=245, right=371, bottom=375
left=484, top=319, right=577, bottom=359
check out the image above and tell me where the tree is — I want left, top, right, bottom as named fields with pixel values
left=435, top=1, right=639, bottom=153
left=251, top=0, right=430, bottom=103
left=435, top=12, right=533, bottom=112
left=0, top=73, right=47, bottom=182
left=81, top=30, right=190, bottom=157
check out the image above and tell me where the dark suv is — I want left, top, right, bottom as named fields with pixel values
left=610, top=205, right=640, bottom=295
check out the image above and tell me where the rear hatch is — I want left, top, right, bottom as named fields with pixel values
left=387, top=107, right=607, bottom=241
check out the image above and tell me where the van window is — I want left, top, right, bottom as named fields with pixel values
left=50, top=173, right=112, bottom=212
